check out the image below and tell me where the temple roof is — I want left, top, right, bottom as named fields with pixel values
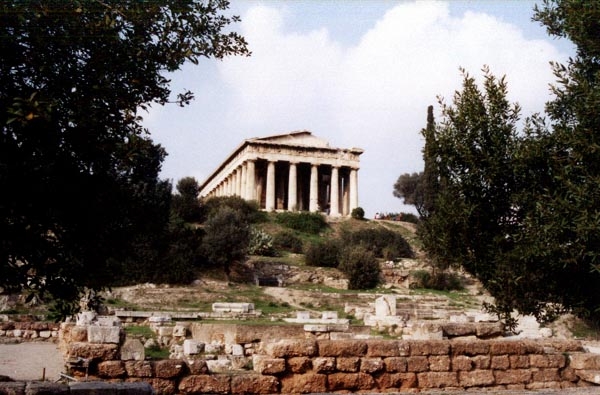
left=248, top=130, right=330, bottom=148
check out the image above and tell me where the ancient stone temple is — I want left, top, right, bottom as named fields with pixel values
left=198, top=131, right=363, bottom=216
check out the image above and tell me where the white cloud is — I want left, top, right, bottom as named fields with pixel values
left=149, top=1, right=569, bottom=216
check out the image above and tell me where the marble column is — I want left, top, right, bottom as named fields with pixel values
left=236, top=168, right=243, bottom=196
left=246, top=160, right=255, bottom=200
left=288, top=162, right=298, bottom=211
left=350, top=168, right=359, bottom=212
left=266, top=161, right=276, bottom=211
left=309, top=164, right=319, bottom=212
left=240, top=164, right=247, bottom=200
left=330, top=166, right=340, bottom=217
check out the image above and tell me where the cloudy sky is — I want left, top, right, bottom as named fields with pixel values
left=144, top=1, right=575, bottom=217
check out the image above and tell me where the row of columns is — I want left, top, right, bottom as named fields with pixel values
left=206, top=159, right=359, bottom=216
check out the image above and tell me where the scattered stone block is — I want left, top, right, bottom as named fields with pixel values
left=87, top=326, right=121, bottom=344
left=183, top=339, right=202, bottom=355
left=121, top=338, right=145, bottom=361
left=576, top=369, right=600, bottom=385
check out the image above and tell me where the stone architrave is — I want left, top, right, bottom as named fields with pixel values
left=198, top=131, right=363, bottom=217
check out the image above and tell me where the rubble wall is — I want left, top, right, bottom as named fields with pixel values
left=0, top=321, right=60, bottom=341
left=58, top=320, right=600, bottom=395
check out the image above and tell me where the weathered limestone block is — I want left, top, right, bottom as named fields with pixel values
left=87, top=326, right=121, bottom=344
left=428, top=355, right=450, bottom=371
left=407, top=356, right=428, bottom=372
left=205, top=358, right=232, bottom=373
left=266, top=340, right=317, bottom=358
left=231, top=374, right=278, bottom=395
left=532, top=368, right=561, bottom=382
left=451, top=355, right=473, bottom=371
left=491, top=355, right=510, bottom=370
left=526, top=381, right=563, bottom=390
left=253, top=356, right=286, bottom=375
left=490, top=341, right=527, bottom=355
left=476, top=321, right=504, bottom=338
left=39, top=330, right=52, bottom=338
left=530, top=353, right=566, bottom=368
left=561, top=366, right=579, bottom=382
left=336, top=357, right=360, bottom=372
left=544, top=339, right=583, bottom=352
left=459, top=370, right=495, bottom=387
left=287, top=357, right=312, bottom=373
left=443, top=323, right=475, bottom=337
left=360, top=357, right=384, bottom=374
left=204, top=343, right=224, bottom=355
left=417, top=371, right=459, bottom=388
left=409, top=340, right=449, bottom=356
left=318, top=340, right=367, bottom=357
left=125, top=361, right=153, bottom=377
left=183, top=339, right=203, bottom=355
left=97, top=360, right=126, bottom=378
left=187, top=359, right=209, bottom=375
left=121, top=338, right=145, bottom=361
left=575, top=369, right=600, bottom=385
left=451, top=340, right=490, bottom=356
left=472, top=355, right=491, bottom=370
left=157, top=326, right=173, bottom=337
left=494, top=369, right=532, bottom=385
left=510, top=355, right=530, bottom=369
left=67, top=342, right=119, bottom=361
left=569, top=353, right=600, bottom=370
left=375, top=372, right=418, bottom=390
left=154, top=359, right=184, bottom=379
left=178, top=375, right=231, bottom=394
left=367, top=340, right=409, bottom=357
left=327, top=372, right=375, bottom=391
left=280, top=373, right=327, bottom=394
left=384, top=357, right=407, bottom=373
left=173, top=324, right=187, bottom=337
left=313, top=357, right=336, bottom=373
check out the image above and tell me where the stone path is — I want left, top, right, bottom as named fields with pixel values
left=0, top=342, right=64, bottom=381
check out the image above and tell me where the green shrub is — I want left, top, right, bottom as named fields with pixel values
left=340, top=227, right=413, bottom=259
left=274, top=211, right=328, bottom=234
left=410, top=269, right=463, bottom=291
left=399, top=212, right=420, bottom=224
left=338, top=247, right=380, bottom=289
left=273, top=230, right=304, bottom=253
left=305, top=239, right=340, bottom=267
left=248, top=228, right=276, bottom=256
left=202, top=196, right=266, bottom=223
left=351, top=207, right=365, bottom=220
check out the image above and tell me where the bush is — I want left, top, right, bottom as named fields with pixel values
left=399, top=212, right=420, bottom=224
left=305, top=239, right=340, bottom=267
left=273, top=230, right=304, bottom=253
left=351, top=207, right=365, bottom=220
left=202, top=196, right=266, bottom=223
left=248, top=227, right=276, bottom=256
left=274, top=211, right=328, bottom=234
left=410, top=269, right=463, bottom=291
left=338, top=247, right=380, bottom=289
left=340, top=227, right=413, bottom=259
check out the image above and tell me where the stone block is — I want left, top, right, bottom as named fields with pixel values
left=561, top=366, right=579, bottom=382
left=280, top=372, right=327, bottom=394
left=428, top=355, right=450, bottom=371
left=569, top=353, right=600, bottom=370
left=472, top=355, right=491, bottom=370
left=96, top=316, right=121, bottom=327
left=375, top=295, right=397, bottom=317
left=124, top=361, right=153, bottom=377
left=76, top=311, right=96, bottom=325
left=510, top=355, right=530, bottom=369
left=121, top=338, right=145, bottom=361
left=148, top=315, right=171, bottom=323
left=409, top=323, right=443, bottom=340
left=69, top=326, right=88, bottom=342
left=179, top=374, right=231, bottom=394
left=183, top=339, right=201, bottom=355
left=526, top=381, right=562, bottom=390
left=173, top=325, right=187, bottom=337
left=87, top=326, right=121, bottom=344
left=97, top=360, right=126, bottom=378
left=205, top=342, right=224, bottom=354
left=459, top=370, right=495, bottom=387
left=253, top=356, right=286, bottom=375
left=490, top=341, right=526, bottom=355
left=157, top=326, right=173, bottom=337
left=409, top=340, right=449, bottom=356
left=417, top=372, right=459, bottom=388
left=321, top=311, right=338, bottom=320
left=129, top=378, right=176, bottom=395
left=206, top=358, right=232, bottom=373
left=327, top=372, right=375, bottom=391
left=266, top=339, right=317, bottom=358
left=443, top=323, right=475, bottom=337
left=231, top=374, right=278, bottom=395
left=451, top=340, right=490, bottom=355
left=476, top=321, right=504, bottom=338
left=313, top=357, right=336, bottom=373
left=287, top=357, right=312, bottom=373
left=360, top=357, right=384, bottom=373
left=407, top=356, right=428, bottom=372
left=367, top=340, right=410, bottom=357
left=451, top=355, right=473, bottom=371
left=187, top=359, right=209, bottom=375
left=530, top=353, right=566, bottom=368
left=67, top=342, right=119, bottom=361
left=491, top=355, right=510, bottom=370
left=336, top=357, right=360, bottom=372
left=154, top=359, right=184, bottom=379
left=318, top=339, right=367, bottom=357
left=532, top=368, right=560, bottom=382
left=375, top=372, right=417, bottom=390
left=384, top=357, right=407, bottom=373
left=39, top=330, right=52, bottom=338
left=25, top=382, right=68, bottom=395
left=576, top=369, right=600, bottom=385
left=494, top=369, right=532, bottom=385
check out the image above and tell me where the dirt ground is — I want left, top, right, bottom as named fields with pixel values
left=0, top=342, right=64, bottom=381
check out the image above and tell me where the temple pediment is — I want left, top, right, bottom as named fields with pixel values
left=250, top=131, right=330, bottom=148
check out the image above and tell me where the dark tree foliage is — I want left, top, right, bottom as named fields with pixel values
left=172, top=177, right=202, bottom=223
left=393, top=172, right=422, bottom=209
left=202, top=196, right=265, bottom=224
left=0, top=1, right=248, bottom=316
left=338, top=247, right=380, bottom=290
left=339, top=227, right=413, bottom=260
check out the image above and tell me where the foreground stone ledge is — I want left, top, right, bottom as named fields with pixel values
left=178, top=374, right=231, bottom=394
left=318, top=339, right=367, bottom=357
left=266, top=339, right=317, bottom=358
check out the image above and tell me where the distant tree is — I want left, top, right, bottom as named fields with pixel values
left=202, top=206, right=250, bottom=280
left=172, top=177, right=202, bottom=223
left=393, top=172, right=423, bottom=211
left=0, top=1, right=249, bottom=316
left=338, top=247, right=380, bottom=290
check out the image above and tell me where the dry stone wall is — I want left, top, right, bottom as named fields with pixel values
left=57, top=319, right=600, bottom=395
left=0, top=321, right=60, bottom=341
